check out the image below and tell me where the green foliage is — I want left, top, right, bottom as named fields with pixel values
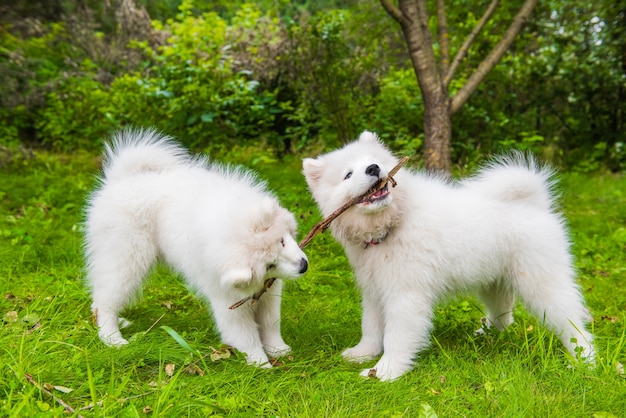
left=141, top=2, right=281, bottom=150
left=0, top=0, right=624, bottom=170
left=283, top=9, right=360, bottom=146
left=368, top=67, right=424, bottom=156
left=37, top=77, right=116, bottom=151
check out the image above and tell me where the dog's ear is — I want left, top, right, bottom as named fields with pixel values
left=277, top=206, right=297, bottom=236
left=358, top=130, right=380, bottom=143
left=303, top=157, right=324, bottom=187
left=253, top=197, right=278, bottom=233
left=221, top=267, right=253, bottom=289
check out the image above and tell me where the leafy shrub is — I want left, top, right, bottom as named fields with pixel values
left=137, top=2, right=281, bottom=151
left=367, top=67, right=424, bottom=157
left=282, top=9, right=382, bottom=147
left=37, top=76, right=115, bottom=151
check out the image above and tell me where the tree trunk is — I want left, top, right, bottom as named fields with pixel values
left=423, top=91, right=451, bottom=172
left=384, top=0, right=452, bottom=172
left=381, top=0, right=538, bottom=173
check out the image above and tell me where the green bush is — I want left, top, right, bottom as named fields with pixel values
left=139, top=2, right=281, bottom=150
left=37, top=76, right=115, bottom=151
left=367, top=67, right=424, bottom=157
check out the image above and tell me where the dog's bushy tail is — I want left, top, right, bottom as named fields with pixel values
left=102, top=128, right=196, bottom=182
left=463, top=151, right=558, bottom=211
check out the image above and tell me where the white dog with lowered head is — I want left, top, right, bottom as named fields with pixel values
left=303, top=131, right=594, bottom=381
left=84, top=128, right=308, bottom=367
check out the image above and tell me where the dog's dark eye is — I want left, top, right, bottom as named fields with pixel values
left=344, top=171, right=353, bottom=180
left=267, top=263, right=277, bottom=270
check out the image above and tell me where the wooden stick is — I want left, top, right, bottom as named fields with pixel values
left=229, top=156, right=410, bottom=309
left=25, top=373, right=84, bottom=418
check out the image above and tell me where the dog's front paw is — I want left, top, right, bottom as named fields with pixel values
left=99, top=331, right=129, bottom=347
left=359, top=366, right=404, bottom=382
left=359, top=356, right=412, bottom=382
left=243, top=349, right=272, bottom=368
left=264, top=343, right=291, bottom=358
left=342, top=344, right=381, bottom=363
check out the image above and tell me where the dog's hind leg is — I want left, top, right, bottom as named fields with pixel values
left=476, top=279, right=515, bottom=335
left=87, top=230, right=158, bottom=347
left=514, top=268, right=595, bottom=364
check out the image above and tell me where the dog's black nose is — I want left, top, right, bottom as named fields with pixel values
left=365, top=164, right=380, bottom=177
left=299, top=258, right=308, bottom=274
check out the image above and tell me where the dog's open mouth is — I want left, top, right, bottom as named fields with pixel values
left=361, top=184, right=390, bottom=205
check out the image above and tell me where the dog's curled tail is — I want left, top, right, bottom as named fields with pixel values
left=464, top=151, right=558, bottom=211
left=102, top=128, right=194, bottom=182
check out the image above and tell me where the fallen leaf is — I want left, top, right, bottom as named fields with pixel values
left=19, top=313, right=40, bottom=328
left=143, top=405, right=153, bottom=414
left=420, top=403, right=438, bottom=418
left=3, top=311, right=18, bottom=323
left=164, top=363, right=175, bottom=377
left=269, top=358, right=283, bottom=367
left=209, top=347, right=232, bottom=362
left=601, top=316, right=618, bottom=323
left=26, top=322, right=42, bottom=334
left=367, top=368, right=377, bottom=378
left=184, top=364, right=205, bottom=376
left=429, top=388, right=441, bottom=395
left=616, top=362, right=624, bottom=377
left=54, top=385, right=74, bottom=394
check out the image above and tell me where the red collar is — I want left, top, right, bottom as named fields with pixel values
left=362, top=231, right=389, bottom=249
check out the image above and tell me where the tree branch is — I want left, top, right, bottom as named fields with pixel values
left=443, top=0, right=499, bottom=89
left=380, top=0, right=407, bottom=26
left=437, top=0, right=450, bottom=76
left=451, top=0, right=538, bottom=114
left=415, top=0, right=429, bottom=31
left=25, top=373, right=83, bottom=418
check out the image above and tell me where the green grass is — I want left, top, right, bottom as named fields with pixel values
left=1, top=149, right=625, bottom=417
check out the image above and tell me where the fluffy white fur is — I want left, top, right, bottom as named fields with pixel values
left=303, top=131, right=595, bottom=381
left=85, top=128, right=308, bottom=367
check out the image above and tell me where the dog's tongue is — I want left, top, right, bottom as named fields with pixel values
left=372, top=189, right=386, bottom=198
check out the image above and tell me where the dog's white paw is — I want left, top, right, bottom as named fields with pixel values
left=359, top=365, right=404, bottom=382
left=359, top=355, right=412, bottom=382
left=243, top=349, right=272, bottom=368
left=118, top=317, right=133, bottom=329
left=264, top=343, right=291, bottom=358
left=100, top=332, right=129, bottom=347
left=342, top=344, right=381, bottom=363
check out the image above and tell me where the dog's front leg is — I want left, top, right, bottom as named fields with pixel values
left=360, top=295, right=434, bottom=381
left=212, top=298, right=272, bottom=368
left=255, top=280, right=291, bottom=357
left=343, top=284, right=384, bottom=362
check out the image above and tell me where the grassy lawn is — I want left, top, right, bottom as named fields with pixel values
left=1, top=149, right=625, bottom=417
